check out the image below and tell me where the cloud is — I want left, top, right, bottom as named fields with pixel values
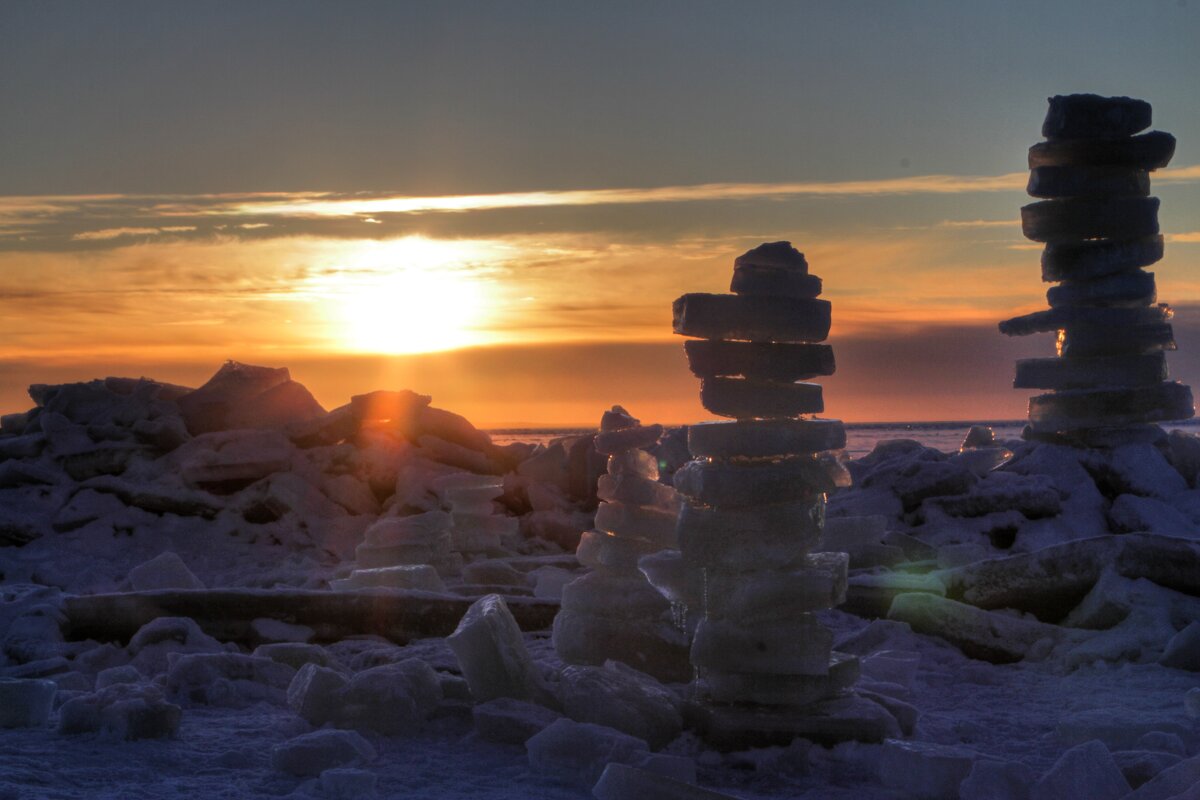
left=71, top=226, right=197, bottom=241
left=1168, top=232, right=1200, bottom=243
left=4, top=161, right=1198, bottom=252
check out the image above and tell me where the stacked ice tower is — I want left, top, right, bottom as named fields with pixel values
left=1001, top=94, right=1194, bottom=437
left=552, top=406, right=691, bottom=682
left=669, top=243, right=861, bottom=723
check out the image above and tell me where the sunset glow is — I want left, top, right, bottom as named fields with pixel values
left=3, top=2, right=1200, bottom=428
left=302, top=237, right=497, bottom=355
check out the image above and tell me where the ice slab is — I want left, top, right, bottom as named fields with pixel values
left=674, top=457, right=835, bottom=508
left=597, top=472, right=679, bottom=511
left=691, top=615, right=832, bottom=676
left=1030, top=740, right=1130, bottom=800
left=446, top=594, right=553, bottom=706
left=959, top=759, right=1035, bottom=800
left=58, top=683, right=182, bottom=740
left=1028, top=383, right=1194, bottom=432
left=526, top=718, right=649, bottom=788
left=1042, top=235, right=1163, bottom=282
left=331, top=565, right=446, bottom=593
left=880, top=739, right=981, bottom=800
left=687, top=417, right=845, bottom=459
left=703, top=552, right=848, bottom=622
left=677, top=498, right=824, bottom=571
left=1022, top=196, right=1159, bottom=244
left=1015, top=352, right=1167, bottom=390
left=270, top=729, right=376, bottom=777
left=888, top=593, right=1063, bottom=663
left=593, top=501, right=678, bottom=547
left=1028, top=130, right=1175, bottom=169
left=1028, top=164, right=1150, bottom=199
left=559, top=661, right=682, bottom=750
left=473, top=697, right=562, bottom=745
left=577, top=529, right=661, bottom=572
left=699, top=377, right=823, bottom=419
left=695, top=693, right=899, bottom=750
left=552, top=610, right=691, bottom=683
left=593, top=763, right=737, bottom=800
left=684, top=339, right=835, bottom=382
left=672, top=293, right=831, bottom=343
left=1047, top=269, right=1156, bottom=308
left=1042, top=94, right=1152, bottom=140
left=595, top=424, right=663, bottom=456
left=701, top=652, right=858, bottom=706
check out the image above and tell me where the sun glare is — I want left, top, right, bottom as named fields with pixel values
left=313, top=237, right=494, bottom=355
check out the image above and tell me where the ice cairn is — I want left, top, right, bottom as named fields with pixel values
left=552, top=406, right=691, bottom=682
left=648, top=242, right=891, bottom=747
left=344, top=473, right=520, bottom=591
left=1001, top=94, right=1194, bottom=440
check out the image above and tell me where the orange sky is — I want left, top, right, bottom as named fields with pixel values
left=3, top=168, right=1200, bottom=427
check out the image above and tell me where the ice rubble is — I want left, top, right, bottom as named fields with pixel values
left=2, top=197, right=1200, bottom=796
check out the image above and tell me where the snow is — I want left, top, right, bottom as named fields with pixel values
left=5, top=365, right=1200, bottom=797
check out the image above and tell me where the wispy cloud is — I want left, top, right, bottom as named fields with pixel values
left=4, top=162, right=1198, bottom=252
left=72, top=226, right=197, bottom=241
left=936, top=219, right=1020, bottom=229
left=1168, top=232, right=1200, bottom=243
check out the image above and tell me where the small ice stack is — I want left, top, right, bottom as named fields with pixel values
left=435, top=473, right=518, bottom=559
left=552, top=406, right=691, bottom=682
left=667, top=243, right=878, bottom=743
left=1001, top=94, right=1194, bottom=438
left=352, top=510, right=462, bottom=578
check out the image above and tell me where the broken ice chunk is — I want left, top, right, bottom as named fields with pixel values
left=127, top=552, right=204, bottom=592
left=446, top=594, right=553, bottom=705
left=329, top=565, right=446, bottom=593
left=687, top=417, right=845, bottom=459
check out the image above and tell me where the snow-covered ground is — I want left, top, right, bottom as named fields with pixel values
left=4, top=363, right=1200, bottom=799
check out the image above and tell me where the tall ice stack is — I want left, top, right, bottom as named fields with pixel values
left=552, top=407, right=691, bottom=682
left=1001, top=94, right=1194, bottom=438
left=668, top=243, right=888, bottom=747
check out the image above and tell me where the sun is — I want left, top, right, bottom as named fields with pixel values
left=318, top=237, right=494, bottom=355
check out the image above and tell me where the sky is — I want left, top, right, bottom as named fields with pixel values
left=2, top=1, right=1200, bottom=427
